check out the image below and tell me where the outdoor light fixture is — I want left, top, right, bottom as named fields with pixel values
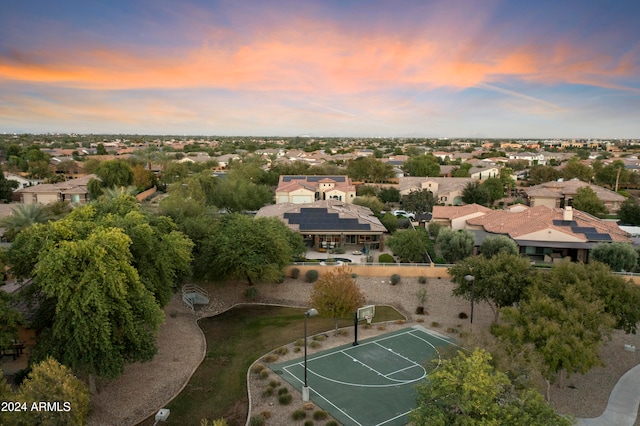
left=153, top=408, right=170, bottom=426
left=464, top=274, right=475, bottom=324
left=303, top=308, right=318, bottom=401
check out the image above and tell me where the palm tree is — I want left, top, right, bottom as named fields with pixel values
left=100, top=185, right=138, bottom=200
left=0, top=203, right=50, bottom=241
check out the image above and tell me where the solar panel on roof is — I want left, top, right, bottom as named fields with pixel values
left=584, top=233, right=612, bottom=241
left=284, top=209, right=371, bottom=231
left=552, top=220, right=578, bottom=227
left=572, top=227, right=597, bottom=233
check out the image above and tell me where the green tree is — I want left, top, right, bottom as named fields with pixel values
left=411, top=348, right=573, bottom=426
left=528, top=165, right=562, bottom=185
left=0, top=165, right=19, bottom=202
left=352, top=196, right=384, bottom=215
left=0, top=203, right=50, bottom=241
left=402, top=189, right=435, bottom=214
left=479, top=235, right=518, bottom=258
left=379, top=213, right=398, bottom=233
left=95, top=159, right=134, bottom=188
left=346, top=157, right=394, bottom=183
left=16, top=357, right=90, bottom=425
left=199, top=214, right=304, bottom=284
left=211, top=175, right=272, bottom=212
left=493, top=275, right=615, bottom=399
left=309, top=266, right=365, bottom=335
left=386, top=228, right=429, bottom=262
left=461, top=182, right=490, bottom=206
left=28, top=224, right=164, bottom=391
left=481, top=177, right=504, bottom=204
left=590, top=242, right=637, bottom=272
left=436, top=228, right=474, bottom=263
left=0, top=291, right=22, bottom=351
left=594, top=160, right=630, bottom=189
left=403, top=154, right=440, bottom=177
left=562, top=157, right=592, bottom=182
left=617, top=197, right=640, bottom=225
left=449, top=252, right=533, bottom=322
left=96, top=143, right=108, bottom=155
left=378, top=187, right=400, bottom=206
left=452, top=163, right=472, bottom=178
left=571, top=186, right=608, bottom=218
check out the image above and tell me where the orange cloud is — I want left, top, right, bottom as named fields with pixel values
left=1, top=13, right=637, bottom=98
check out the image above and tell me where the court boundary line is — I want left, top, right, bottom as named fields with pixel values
left=275, top=326, right=459, bottom=426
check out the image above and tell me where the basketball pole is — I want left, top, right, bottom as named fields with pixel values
left=353, top=311, right=359, bottom=346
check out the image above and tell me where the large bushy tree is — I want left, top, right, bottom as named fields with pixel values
left=403, top=189, right=435, bottom=214
left=346, top=157, right=394, bottom=183
left=403, top=154, right=440, bottom=177
left=449, top=252, right=533, bottom=322
left=461, top=182, right=490, bottom=206
left=617, top=197, right=640, bottom=225
left=386, top=228, right=430, bottom=263
left=590, top=242, right=637, bottom=272
left=411, top=348, right=573, bottom=426
left=479, top=235, right=518, bottom=258
left=571, top=186, right=608, bottom=218
left=435, top=228, right=474, bottom=263
left=198, top=214, right=304, bottom=284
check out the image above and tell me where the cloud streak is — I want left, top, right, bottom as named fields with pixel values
left=0, top=0, right=638, bottom=137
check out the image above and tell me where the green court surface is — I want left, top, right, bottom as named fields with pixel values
left=271, top=325, right=457, bottom=426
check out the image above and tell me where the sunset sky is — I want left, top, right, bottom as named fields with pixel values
left=1, top=0, right=639, bottom=138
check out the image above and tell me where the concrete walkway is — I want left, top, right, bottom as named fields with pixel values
left=577, top=363, right=640, bottom=426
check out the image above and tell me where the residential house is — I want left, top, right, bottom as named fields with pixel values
left=3, top=173, right=41, bottom=190
left=507, top=152, right=546, bottom=166
left=524, top=179, right=625, bottom=213
left=275, top=175, right=356, bottom=204
left=462, top=205, right=630, bottom=263
left=399, top=177, right=473, bottom=205
left=256, top=200, right=387, bottom=251
left=15, top=174, right=96, bottom=205
left=468, top=166, right=500, bottom=181
left=431, top=204, right=492, bottom=231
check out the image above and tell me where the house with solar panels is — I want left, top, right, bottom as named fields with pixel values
left=275, top=175, right=356, bottom=204
left=452, top=204, right=631, bottom=263
left=256, top=200, right=387, bottom=251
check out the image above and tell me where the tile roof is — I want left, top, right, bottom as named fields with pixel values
left=15, top=174, right=96, bottom=194
left=466, top=205, right=629, bottom=242
left=525, top=179, right=625, bottom=202
left=256, top=200, right=387, bottom=233
left=432, top=204, right=492, bottom=220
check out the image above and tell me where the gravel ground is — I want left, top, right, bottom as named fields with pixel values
left=87, top=276, right=640, bottom=426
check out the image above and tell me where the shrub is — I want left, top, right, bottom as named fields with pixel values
left=249, top=415, right=265, bottom=426
left=378, top=253, right=396, bottom=263
left=434, top=256, right=447, bottom=264
left=327, top=421, right=339, bottom=426
left=351, top=273, right=358, bottom=278
left=303, top=402, right=315, bottom=410
left=416, top=318, right=425, bottom=323
left=262, top=387, right=274, bottom=397
left=418, top=276, right=427, bottom=284
left=390, top=274, right=401, bottom=285
left=458, top=312, right=468, bottom=319
left=337, top=329, right=348, bottom=336
left=252, top=363, right=265, bottom=374
left=431, top=321, right=441, bottom=327
left=278, top=393, right=293, bottom=405
left=277, top=387, right=289, bottom=396
left=446, top=327, right=459, bottom=334
left=377, top=325, right=387, bottom=331
left=259, top=369, right=269, bottom=379
left=313, top=410, right=329, bottom=420
left=260, top=411, right=272, bottom=419
left=292, top=410, right=307, bottom=420
left=309, top=341, right=321, bottom=349
left=263, top=354, right=278, bottom=362
left=304, top=421, right=314, bottom=426
left=312, top=334, right=327, bottom=341
left=305, top=270, right=319, bottom=283
left=274, top=346, right=289, bottom=356
left=268, top=380, right=280, bottom=388
left=291, top=268, right=300, bottom=279
left=294, top=338, right=305, bottom=347
left=245, top=287, right=258, bottom=300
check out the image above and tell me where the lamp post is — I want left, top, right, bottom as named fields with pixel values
left=303, top=308, right=318, bottom=401
left=464, top=274, right=475, bottom=324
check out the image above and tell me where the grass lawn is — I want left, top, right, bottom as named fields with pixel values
left=138, top=304, right=403, bottom=426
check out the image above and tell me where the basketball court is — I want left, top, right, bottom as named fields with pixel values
left=271, top=323, right=458, bottom=426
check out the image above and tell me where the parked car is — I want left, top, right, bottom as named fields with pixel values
left=392, top=210, right=415, bottom=220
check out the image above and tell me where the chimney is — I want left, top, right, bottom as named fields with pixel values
left=563, top=206, right=573, bottom=221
